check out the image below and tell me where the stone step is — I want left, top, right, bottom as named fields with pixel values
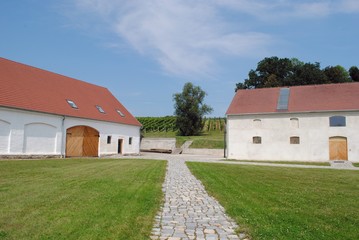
left=330, top=160, right=354, bottom=169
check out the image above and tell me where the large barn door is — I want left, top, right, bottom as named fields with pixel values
left=66, top=126, right=99, bottom=157
left=83, top=127, right=99, bottom=156
left=329, top=137, right=348, bottom=160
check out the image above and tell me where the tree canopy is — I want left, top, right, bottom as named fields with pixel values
left=349, top=66, right=359, bottom=82
left=173, top=82, right=213, bottom=136
left=236, top=57, right=357, bottom=91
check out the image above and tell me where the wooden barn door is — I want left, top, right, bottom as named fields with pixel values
left=83, top=127, right=99, bottom=156
left=66, top=126, right=99, bottom=157
left=329, top=137, right=348, bottom=160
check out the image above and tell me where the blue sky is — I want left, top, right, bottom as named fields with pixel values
left=1, top=0, right=358, bottom=117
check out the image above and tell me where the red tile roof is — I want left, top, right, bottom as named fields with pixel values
left=226, top=82, right=359, bottom=115
left=0, top=57, right=141, bottom=126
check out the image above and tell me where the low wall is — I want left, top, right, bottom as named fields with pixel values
left=140, top=138, right=176, bottom=153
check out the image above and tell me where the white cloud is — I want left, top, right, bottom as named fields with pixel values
left=67, top=0, right=356, bottom=78
left=339, top=0, right=359, bottom=13
left=68, top=0, right=273, bottom=78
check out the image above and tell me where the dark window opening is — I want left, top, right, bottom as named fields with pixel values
left=107, top=136, right=112, bottom=144
left=129, top=137, right=132, bottom=145
left=290, top=136, right=300, bottom=144
left=253, top=136, right=262, bottom=144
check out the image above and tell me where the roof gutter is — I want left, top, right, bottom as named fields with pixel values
left=226, top=109, right=359, bottom=117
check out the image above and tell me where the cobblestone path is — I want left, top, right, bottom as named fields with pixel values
left=150, top=158, right=245, bottom=240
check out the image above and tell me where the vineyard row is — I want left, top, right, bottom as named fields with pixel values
left=136, top=116, right=226, bottom=132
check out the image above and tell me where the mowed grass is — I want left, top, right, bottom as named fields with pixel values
left=0, top=159, right=166, bottom=240
left=143, top=130, right=224, bottom=149
left=187, top=162, right=359, bottom=240
left=224, top=159, right=331, bottom=166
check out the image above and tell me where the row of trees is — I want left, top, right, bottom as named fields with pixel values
left=235, top=57, right=359, bottom=91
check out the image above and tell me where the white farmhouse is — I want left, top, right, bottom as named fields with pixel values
left=0, top=57, right=141, bottom=158
left=226, top=83, right=359, bottom=162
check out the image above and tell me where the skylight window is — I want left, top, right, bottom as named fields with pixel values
left=66, top=99, right=78, bottom=109
left=277, top=88, right=290, bottom=111
left=116, top=109, right=125, bottom=117
left=96, top=105, right=105, bottom=114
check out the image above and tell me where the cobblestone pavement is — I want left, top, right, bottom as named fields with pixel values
left=150, top=157, right=246, bottom=240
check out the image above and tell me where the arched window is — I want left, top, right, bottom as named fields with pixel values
left=290, top=118, right=299, bottom=128
left=329, top=116, right=346, bottom=127
left=253, top=136, right=262, bottom=144
left=253, top=119, right=261, bottom=128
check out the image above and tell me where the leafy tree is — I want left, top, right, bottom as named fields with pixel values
left=291, top=62, right=328, bottom=86
left=323, top=65, right=351, bottom=83
left=173, top=82, right=213, bottom=136
left=349, top=66, right=359, bottom=81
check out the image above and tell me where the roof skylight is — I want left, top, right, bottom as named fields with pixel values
left=66, top=99, right=78, bottom=109
left=116, top=109, right=125, bottom=117
left=277, top=88, right=290, bottom=111
left=96, top=105, right=106, bottom=114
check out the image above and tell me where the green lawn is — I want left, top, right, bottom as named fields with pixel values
left=224, top=159, right=331, bottom=166
left=353, top=162, right=359, bottom=167
left=187, top=162, right=359, bottom=240
left=0, top=159, right=166, bottom=240
left=143, top=130, right=224, bottom=149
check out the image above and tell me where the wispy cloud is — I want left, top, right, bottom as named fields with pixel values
left=67, top=0, right=358, bottom=78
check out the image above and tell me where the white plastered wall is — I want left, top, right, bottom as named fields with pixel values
left=64, top=117, right=140, bottom=156
left=226, top=111, right=359, bottom=162
left=0, top=107, right=140, bottom=156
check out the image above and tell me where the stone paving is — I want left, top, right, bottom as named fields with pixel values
left=150, top=157, right=247, bottom=240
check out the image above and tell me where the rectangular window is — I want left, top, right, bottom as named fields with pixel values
left=290, top=136, right=300, bottom=144
left=253, top=136, right=262, bottom=144
left=107, top=136, right=112, bottom=144
left=129, top=137, right=132, bottom=145
left=329, top=116, right=346, bottom=127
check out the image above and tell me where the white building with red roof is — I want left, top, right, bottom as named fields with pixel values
left=0, top=57, right=141, bottom=158
left=226, top=83, right=359, bottom=162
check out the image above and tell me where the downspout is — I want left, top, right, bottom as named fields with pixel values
left=61, top=116, right=65, bottom=158
left=224, top=117, right=227, bottom=158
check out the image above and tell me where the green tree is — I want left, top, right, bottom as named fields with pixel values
left=349, top=66, right=359, bottom=81
left=323, top=65, right=351, bottom=83
left=173, top=82, right=213, bottom=136
left=291, top=62, right=328, bottom=85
